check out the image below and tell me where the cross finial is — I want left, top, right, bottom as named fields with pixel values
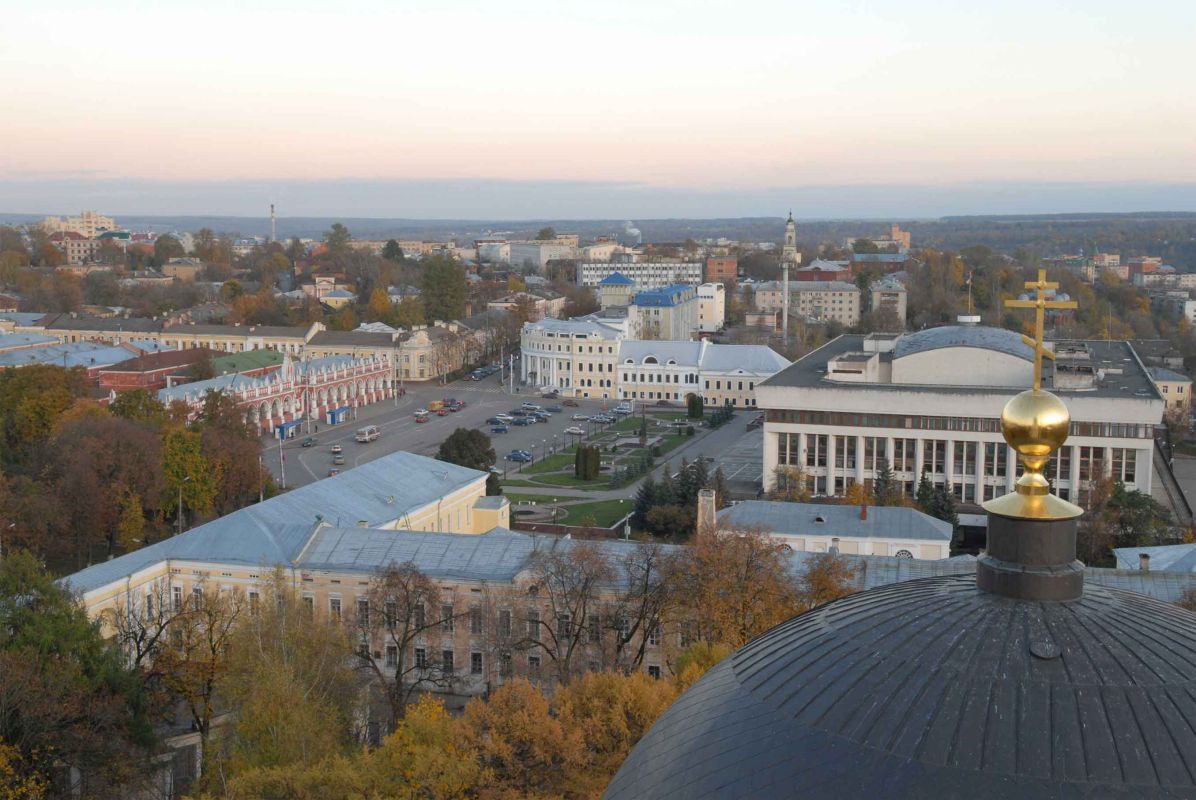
left=1004, top=268, right=1078, bottom=391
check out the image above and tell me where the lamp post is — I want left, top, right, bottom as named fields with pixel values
left=177, top=475, right=191, bottom=536
left=552, top=498, right=559, bottom=527
left=542, top=439, right=547, bottom=462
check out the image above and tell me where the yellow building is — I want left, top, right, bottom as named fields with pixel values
left=40, top=210, right=116, bottom=237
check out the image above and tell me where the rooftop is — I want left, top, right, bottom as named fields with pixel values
left=719, top=501, right=952, bottom=542
left=630, top=284, right=696, bottom=308
left=598, top=272, right=635, bottom=286
left=1150, top=366, right=1190, bottom=383
left=211, top=349, right=285, bottom=374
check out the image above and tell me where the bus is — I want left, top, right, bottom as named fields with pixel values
left=355, top=425, right=380, bottom=443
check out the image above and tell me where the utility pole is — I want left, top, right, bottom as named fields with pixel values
left=278, top=434, right=286, bottom=489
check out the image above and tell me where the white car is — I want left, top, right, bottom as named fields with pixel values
left=564, top=426, right=585, bottom=436
left=414, top=408, right=429, bottom=416
left=521, top=402, right=543, bottom=411
left=494, top=413, right=514, bottom=422
left=571, top=413, right=589, bottom=421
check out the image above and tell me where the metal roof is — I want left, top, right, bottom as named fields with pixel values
left=598, top=272, right=635, bottom=286
left=1150, top=366, right=1191, bottom=383
left=1115, top=543, right=1196, bottom=572
left=719, top=501, right=952, bottom=542
left=607, top=574, right=1196, bottom=799
left=893, top=324, right=1034, bottom=361
left=630, top=285, right=696, bottom=308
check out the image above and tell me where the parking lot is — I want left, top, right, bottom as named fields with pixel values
left=709, top=428, right=764, bottom=492
left=261, top=369, right=633, bottom=489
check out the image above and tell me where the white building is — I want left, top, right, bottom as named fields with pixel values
left=577, top=261, right=703, bottom=289
left=757, top=325, right=1163, bottom=507
left=40, top=210, right=116, bottom=238
left=869, top=275, right=908, bottom=326
left=754, top=280, right=861, bottom=326
left=582, top=241, right=621, bottom=261
left=628, top=284, right=699, bottom=341
left=509, top=241, right=577, bottom=270
left=519, top=319, right=788, bottom=403
left=716, top=500, right=953, bottom=560
left=697, top=283, right=726, bottom=332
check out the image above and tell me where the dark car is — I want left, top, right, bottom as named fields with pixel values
left=301, top=436, right=315, bottom=447
left=510, top=409, right=528, bottom=416
left=505, top=450, right=533, bottom=462
left=490, top=425, right=509, bottom=434
left=546, top=405, right=563, bottom=413
left=512, top=417, right=533, bottom=426
left=333, top=454, right=346, bottom=465
left=486, top=416, right=505, bottom=425
left=563, top=398, right=579, bottom=407
left=542, top=391, right=559, bottom=399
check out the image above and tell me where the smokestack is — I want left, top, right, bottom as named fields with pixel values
left=1139, top=553, right=1151, bottom=572
left=270, top=203, right=276, bottom=243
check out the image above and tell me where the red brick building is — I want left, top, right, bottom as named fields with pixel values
left=705, top=257, right=738, bottom=283
left=98, top=348, right=215, bottom=392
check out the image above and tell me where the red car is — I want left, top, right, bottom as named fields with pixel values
left=415, top=414, right=429, bottom=423
left=436, top=408, right=449, bottom=416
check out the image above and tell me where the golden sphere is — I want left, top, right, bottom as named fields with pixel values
left=1001, top=389, right=1070, bottom=460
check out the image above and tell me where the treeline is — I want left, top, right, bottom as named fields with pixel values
left=0, top=366, right=273, bottom=572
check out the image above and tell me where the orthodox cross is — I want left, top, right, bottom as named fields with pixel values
left=1004, top=268, right=1078, bottom=391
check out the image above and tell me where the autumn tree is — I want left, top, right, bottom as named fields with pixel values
left=392, top=295, right=425, bottom=329
left=672, top=641, right=733, bottom=692
left=767, top=465, right=811, bottom=502
left=162, top=428, right=217, bottom=531
left=457, top=678, right=584, bottom=798
left=0, top=364, right=89, bottom=468
left=676, top=529, right=802, bottom=648
left=796, top=552, right=859, bottom=610
left=153, top=234, right=184, bottom=266
left=366, top=287, right=392, bottom=321
left=352, top=561, right=456, bottom=729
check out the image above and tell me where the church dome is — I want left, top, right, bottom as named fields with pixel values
left=605, top=574, right=1196, bottom=799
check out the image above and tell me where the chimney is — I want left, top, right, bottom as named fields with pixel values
left=830, top=537, right=841, bottom=555
left=1139, top=553, right=1151, bottom=572
left=357, top=520, right=369, bottom=528
left=696, top=489, right=717, bottom=537
left=860, top=504, right=868, bottom=521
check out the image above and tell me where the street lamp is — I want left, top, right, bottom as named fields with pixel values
left=552, top=498, right=559, bottom=526
left=542, top=439, right=547, bottom=462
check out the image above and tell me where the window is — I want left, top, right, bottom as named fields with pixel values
left=385, top=645, right=398, bottom=667
left=442, top=650, right=454, bottom=673
left=648, top=621, right=661, bottom=646
left=248, top=591, right=259, bottom=614
left=385, top=601, right=397, bottom=630
left=471, top=652, right=483, bottom=675
left=414, top=603, right=425, bottom=628
left=357, top=599, right=369, bottom=627
left=172, top=586, right=183, bottom=613
left=894, top=549, right=914, bottom=559
left=191, top=586, right=203, bottom=609
left=303, top=595, right=314, bottom=614
left=647, top=665, right=661, bottom=680
left=528, top=655, right=541, bottom=676
left=329, top=597, right=341, bottom=621
left=415, top=647, right=427, bottom=669
left=470, top=606, right=483, bottom=635
left=441, top=604, right=454, bottom=631
left=588, top=614, right=601, bottom=643
left=500, top=651, right=513, bottom=677
left=557, top=613, right=572, bottom=639
left=499, top=609, right=512, bottom=638
left=527, top=609, right=540, bottom=638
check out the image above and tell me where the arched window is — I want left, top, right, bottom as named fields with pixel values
left=894, top=549, right=914, bottom=559
left=644, top=356, right=658, bottom=364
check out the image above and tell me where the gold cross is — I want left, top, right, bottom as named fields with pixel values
left=1004, top=268, right=1078, bottom=391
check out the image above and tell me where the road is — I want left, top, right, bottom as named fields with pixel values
left=260, top=370, right=633, bottom=489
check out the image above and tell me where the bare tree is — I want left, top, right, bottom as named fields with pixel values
left=606, top=542, right=679, bottom=672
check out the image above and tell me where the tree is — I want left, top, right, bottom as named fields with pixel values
left=153, top=235, right=184, bottom=265
left=554, top=671, right=678, bottom=796
left=351, top=562, right=454, bottom=730
left=421, top=256, right=468, bottom=322
left=436, top=428, right=499, bottom=495
left=796, top=552, right=858, bottom=610
left=381, top=239, right=404, bottom=262
left=327, top=304, right=358, bottom=331
left=767, top=465, right=811, bottom=502
left=392, top=295, right=425, bottom=329
left=535, top=226, right=557, bottom=241
left=510, top=294, right=539, bottom=325
left=366, top=287, right=391, bottom=322
left=873, top=456, right=898, bottom=505
left=686, top=393, right=703, bottom=419
left=188, top=352, right=217, bottom=381
left=562, top=286, right=599, bottom=318
left=323, top=223, right=352, bottom=255
left=0, top=364, right=89, bottom=468
left=575, top=444, right=600, bottom=480
left=605, top=542, right=680, bottom=671
left=842, top=481, right=872, bottom=506
left=644, top=504, right=694, bottom=539
left=676, top=529, right=801, bottom=648
left=0, top=550, right=155, bottom=797
left=672, top=641, right=733, bottom=693
left=162, top=428, right=217, bottom=530
left=457, top=678, right=584, bottom=798
left=916, top=469, right=934, bottom=512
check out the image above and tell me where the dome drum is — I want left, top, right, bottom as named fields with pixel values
left=976, top=514, right=1084, bottom=602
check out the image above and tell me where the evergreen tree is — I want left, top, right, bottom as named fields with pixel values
left=873, top=456, right=896, bottom=505
left=929, top=486, right=960, bottom=528
left=687, top=394, right=703, bottom=419
left=710, top=467, right=730, bottom=508
left=633, top=475, right=658, bottom=524
left=381, top=239, right=404, bottom=262
left=420, top=256, right=468, bottom=321
left=916, top=469, right=934, bottom=512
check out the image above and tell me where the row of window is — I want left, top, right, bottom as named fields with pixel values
left=766, top=409, right=1155, bottom=439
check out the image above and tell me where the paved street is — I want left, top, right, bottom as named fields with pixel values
left=260, top=369, right=768, bottom=501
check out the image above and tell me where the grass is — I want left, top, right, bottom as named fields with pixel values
left=559, top=498, right=634, bottom=527
left=498, top=479, right=544, bottom=488
left=533, top=473, right=611, bottom=488
left=503, top=492, right=566, bottom=505
left=524, top=449, right=578, bottom=475
left=656, top=433, right=689, bottom=456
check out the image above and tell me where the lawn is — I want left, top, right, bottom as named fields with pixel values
left=503, top=492, right=566, bottom=505
left=559, top=498, right=635, bottom=527
left=498, top=479, right=544, bottom=488
left=524, top=449, right=578, bottom=475
left=533, top=473, right=611, bottom=488
left=656, top=433, right=690, bottom=456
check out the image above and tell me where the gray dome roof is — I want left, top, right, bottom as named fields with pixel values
left=606, top=575, right=1196, bottom=799
left=893, top=325, right=1034, bottom=362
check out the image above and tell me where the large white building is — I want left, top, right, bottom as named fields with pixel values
left=754, top=280, right=861, bottom=326
left=40, top=210, right=116, bottom=238
left=519, top=318, right=788, bottom=404
left=757, top=325, right=1164, bottom=507
left=577, top=261, right=703, bottom=289
left=509, top=241, right=576, bottom=270
left=628, top=284, right=699, bottom=341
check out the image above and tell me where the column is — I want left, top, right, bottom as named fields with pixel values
left=1006, top=445, right=1017, bottom=492
left=826, top=435, right=837, bottom=496
left=975, top=440, right=985, bottom=503
left=1103, top=447, right=1114, bottom=479
left=1068, top=445, right=1081, bottom=499
left=762, top=431, right=780, bottom=492
left=914, top=437, right=924, bottom=480
left=856, top=435, right=865, bottom=485
left=945, top=439, right=955, bottom=492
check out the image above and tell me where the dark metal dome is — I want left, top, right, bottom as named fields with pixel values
left=606, top=574, right=1196, bottom=799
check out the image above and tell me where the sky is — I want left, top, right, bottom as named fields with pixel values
left=2, top=0, right=1194, bottom=218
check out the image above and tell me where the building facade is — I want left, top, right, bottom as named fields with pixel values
left=696, top=283, right=726, bottom=332
left=41, top=210, right=116, bottom=238
left=754, top=280, right=861, bottom=326
left=577, top=261, right=703, bottom=289
left=520, top=318, right=624, bottom=396
left=705, top=257, right=738, bottom=283
left=869, top=275, right=908, bottom=325
left=617, top=339, right=790, bottom=407
left=1150, top=366, right=1192, bottom=419
left=757, top=327, right=1164, bottom=508
left=509, top=241, right=576, bottom=270
left=628, top=284, right=699, bottom=340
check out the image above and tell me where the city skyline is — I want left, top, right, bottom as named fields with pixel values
left=3, top=0, right=1195, bottom=216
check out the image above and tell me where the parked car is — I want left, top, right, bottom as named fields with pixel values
left=328, top=469, right=341, bottom=476
left=494, top=413, right=514, bottom=423
left=541, top=391, right=559, bottom=399
left=490, top=425, right=509, bottom=434
left=563, top=398, right=579, bottom=407
left=510, top=409, right=528, bottom=416
left=436, top=408, right=449, bottom=416
left=301, top=437, right=315, bottom=447
left=571, top=413, right=590, bottom=421
left=564, top=426, right=585, bottom=435
left=330, top=444, right=343, bottom=454
left=521, top=402, right=543, bottom=411
left=613, top=404, right=633, bottom=415
left=546, top=405, right=563, bottom=413
left=512, top=417, right=533, bottom=426
left=453, top=400, right=467, bottom=409
left=486, top=416, right=505, bottom=425
left=505, top=450, right=533, bottom=462
left=333, top=454, right=346, bottom=465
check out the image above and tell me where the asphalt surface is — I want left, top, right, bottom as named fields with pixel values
left=259, top=370, right=633, bottom=489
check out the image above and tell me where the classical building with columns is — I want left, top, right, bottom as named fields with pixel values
left=756, top=325, right=1163, bottom=508
left=158, top=354, right=393, bottom=434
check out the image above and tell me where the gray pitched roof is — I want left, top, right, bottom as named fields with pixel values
left=718, top=501, right=952, bottom=541
left=1150, top=366, right=1190, bottom=383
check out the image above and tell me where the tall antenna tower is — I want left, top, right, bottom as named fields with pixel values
left=270, top=203, right=276, bottom=243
